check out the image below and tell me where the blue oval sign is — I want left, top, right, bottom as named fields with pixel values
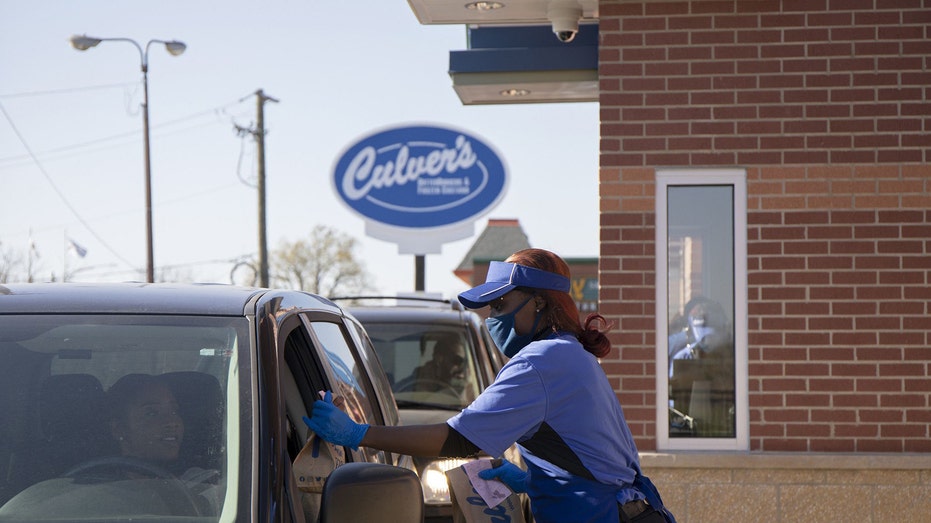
left=332, top=124, right=507, bottom=229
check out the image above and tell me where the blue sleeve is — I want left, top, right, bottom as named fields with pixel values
left=447, top=358, right=546, bottom=458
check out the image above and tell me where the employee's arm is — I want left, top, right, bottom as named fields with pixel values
left=361, top=423, right=451, bottom=457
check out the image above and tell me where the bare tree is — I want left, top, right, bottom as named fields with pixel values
left=156, top=265, right=197, bottom=284
left=0, top=241, right=24, bottom=283
left=229, top=258, right=258, bottom=287
left=271, top=225, right=371, bottom=296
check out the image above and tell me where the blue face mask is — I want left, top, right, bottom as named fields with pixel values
left=485, top=295, right=542, bottom=358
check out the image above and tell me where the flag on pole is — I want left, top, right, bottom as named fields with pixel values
left=67, top=238, right=88, bottom=258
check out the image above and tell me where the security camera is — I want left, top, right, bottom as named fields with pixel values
left=554, top=28, right=578, bottom=43
left=547, top=1, right=582, bottom=43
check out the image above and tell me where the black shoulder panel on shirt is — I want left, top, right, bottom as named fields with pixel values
left=440, top=425, right=482, bottom=458
left=520, top=422, right=596, bottom=480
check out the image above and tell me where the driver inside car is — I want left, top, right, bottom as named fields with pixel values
left=109, top=374, right=185, bottom=466
left=96, top=374, right=221, bottom=515
left=412, top=334, right=466, bottom=394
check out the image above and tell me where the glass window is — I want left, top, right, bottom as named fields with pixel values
left=0, top=314, right=247, bottom=521
left=310, top=321, right=380, bottom=426
left=656, top=169, right=748, bottom=451
left=343, top=318, right=399, bottom=427
left=363, top=323, right=481, bottom=409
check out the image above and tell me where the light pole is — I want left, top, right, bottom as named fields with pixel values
left=69, top=34, right=186, bottom=283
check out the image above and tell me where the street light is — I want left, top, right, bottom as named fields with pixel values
left=69, top=34, right=186, bottom=283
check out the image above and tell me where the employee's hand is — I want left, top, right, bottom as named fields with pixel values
left=478, top=459, right=528, bottom=493
left=302, top=391, right=369, bottom=450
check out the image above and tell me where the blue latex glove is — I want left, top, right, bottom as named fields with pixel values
left=478, top=459, right=528, bottom=493
left=302, top=391, right=369, bottom=450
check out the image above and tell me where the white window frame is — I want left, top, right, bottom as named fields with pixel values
left=655, top=168, right=748, bottom=451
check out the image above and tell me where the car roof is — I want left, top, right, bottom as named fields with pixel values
left=349, top=305, right=472, bottom=323
left=0, top=282, right=340, bottom=316
left=342, top=296, right=486, bottom=327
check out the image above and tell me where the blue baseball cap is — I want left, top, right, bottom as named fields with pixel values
left=457, top=261, right=571, bottom=309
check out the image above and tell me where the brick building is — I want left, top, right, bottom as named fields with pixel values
left=597, top=2, right=930, bottom=520
left=407, top=1, right=930, bottom=520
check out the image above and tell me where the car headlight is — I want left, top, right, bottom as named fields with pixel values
left=420, top=458, right=473, bottom=505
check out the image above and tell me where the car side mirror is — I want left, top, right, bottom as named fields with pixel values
left=320, top=463, right=423, bottom=523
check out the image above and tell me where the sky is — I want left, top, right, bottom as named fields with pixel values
left=0, top=1, right=599, bottom=299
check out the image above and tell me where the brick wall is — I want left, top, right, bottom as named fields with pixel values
left=597, top=0, right=931, bottom=452
left=746, top=166, right=930, bottom=453
left=598, top=0, right=931, bottom=167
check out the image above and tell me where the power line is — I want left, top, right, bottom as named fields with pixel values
left=0, top=82, right=139, bottom=99
left=0, top=89, right=260, bottom=277
left=0, top=179, right=241, bottom=241
left=0, top=99, right=136, bottom=269
left=0, top=101, right=251, bottom=168
left=67, top=254, right=257, bottom=282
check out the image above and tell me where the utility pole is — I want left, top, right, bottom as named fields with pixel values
left=238, top=89, right=278, bottom=287
left=415, top=255, right=425, bottom=292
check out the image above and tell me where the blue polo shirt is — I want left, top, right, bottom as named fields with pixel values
left=447, top=333, right=644, bottom=523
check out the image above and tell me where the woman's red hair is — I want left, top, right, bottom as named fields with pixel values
left=505, top=249, right=613, bottom=358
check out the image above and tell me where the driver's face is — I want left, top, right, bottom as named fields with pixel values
left=436, top=345, right=465, bottom=377
left=114, top=383, right=184, bottom=463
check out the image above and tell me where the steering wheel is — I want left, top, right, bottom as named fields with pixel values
left=65, top=456, right=176, bottom=479
left=394, top=377, right=460, bottom=399
left=64, top=456, right=202, bottom=516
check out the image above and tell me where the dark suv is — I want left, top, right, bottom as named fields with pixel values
left=0, top=283, right=422, bottom=523
left=339, top=296, right=526, bottom=522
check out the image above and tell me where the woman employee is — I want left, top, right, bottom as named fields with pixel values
left=305, top=249, right=673, bottom=523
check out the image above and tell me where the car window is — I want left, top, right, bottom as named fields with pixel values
left=309, top=320, right=394, bottom=466
left=309, top=321, right=381, bottom=426
left=0, top=314, right=246, bottom=521
left=283, top=328, right=326, bottom=459
left=363, top=323, right=481, bottom=409
left=344, top=318, right=399, bottom=426
left=281, top=326, right=333, bottom=523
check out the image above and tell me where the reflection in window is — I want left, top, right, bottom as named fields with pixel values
left=311, top=321, right=378, bottom=426
left=666, top=186, right=736, bottom=439
left=656, top=170, right=747, bottom=450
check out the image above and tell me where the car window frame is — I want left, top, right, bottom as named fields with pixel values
left=300, top=312, right=390, bottom=465
left=342, top=315, right=397, bottom=423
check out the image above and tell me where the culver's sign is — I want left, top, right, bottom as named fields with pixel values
left=333, top=124, right=507, bottom=230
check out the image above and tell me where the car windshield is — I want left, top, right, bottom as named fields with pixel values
left=364, top=323, right=481, bottom=410
left=0, top=314, right=249, bottom=522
